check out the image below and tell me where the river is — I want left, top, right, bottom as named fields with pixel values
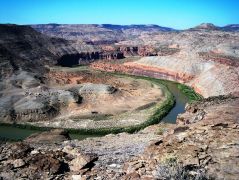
left=0, top=79, right=188, bottom=141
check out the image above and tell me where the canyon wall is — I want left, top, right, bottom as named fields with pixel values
left=91, top=56, right=239, bottom=97
left=90, top=62, right=194, bottom=83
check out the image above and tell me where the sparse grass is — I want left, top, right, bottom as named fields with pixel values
left=161, top=153, right=178, bottom=164
left=155, top=123, right=171, bottom=135
left=156, top=155, right=212, bottom=179
left=156, top=127, right=165, bottom=135
left=156, top=159, right=211, bottom=180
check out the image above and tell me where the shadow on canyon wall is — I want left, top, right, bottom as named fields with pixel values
left=57, top=52, right=125, bottom=67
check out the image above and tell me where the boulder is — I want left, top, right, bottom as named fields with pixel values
left=12, top=159, right=25, bottom=168
left=69, top=153, right=98, bottom=171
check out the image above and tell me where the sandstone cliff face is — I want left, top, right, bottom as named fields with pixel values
left=91, top=56, right=239, bottom=98
left=198, top=51, right=239, bottom=67
left=90, top=61, right=194, bottom=83
left=67, top=24, right=239, bottom=98
left=131, top=56, right=239, bottom=97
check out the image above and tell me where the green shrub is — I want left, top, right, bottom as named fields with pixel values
left=177, top=84, right=203, bottom=103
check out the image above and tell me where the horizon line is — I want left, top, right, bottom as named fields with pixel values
left=1, top=22, right=239, bottom=30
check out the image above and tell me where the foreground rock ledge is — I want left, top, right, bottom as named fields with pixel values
left=122, top=95, right=239, bottom=180
left=0, top=95, right=238, bottom=179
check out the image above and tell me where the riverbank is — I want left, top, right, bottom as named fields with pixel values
left=0, top=67, right=203, bottom=141
left=0, top=75, right=174, bottom=140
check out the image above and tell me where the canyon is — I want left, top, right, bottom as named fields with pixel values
left=0, top=23, right=239, bottom=179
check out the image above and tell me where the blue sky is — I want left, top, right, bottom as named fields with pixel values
left=0, top=0, right=238, bottom=29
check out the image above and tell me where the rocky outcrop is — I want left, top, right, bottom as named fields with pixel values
left=0, top=142, right=68, bottom=179
left=56, top=45, right=180, bottom=67
left=0, top=124, right=171, bottom=179
left=122, top=95, right=239, bottom=179
left=0, top=141, right=98, bottom=179
left=120, top=46, right=139, bottom=56
left=119, top=45, right=180, bottom=57
left=0, top=130, right=98, bottom=179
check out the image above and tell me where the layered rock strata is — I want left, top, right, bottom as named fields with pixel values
left=91, top=56, right=239, bottom=97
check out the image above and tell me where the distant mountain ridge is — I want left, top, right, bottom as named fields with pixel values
left=31, top=23, right=239, bottom=32
left=32, top=23, right=176, bottom=31
left=31, top=23, right=177, bottom=42
left=99, top=24, right=175, bottom=31
left=189, top=23, right=239, bottom=31
left=221, top=24, right=239, bottom=32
